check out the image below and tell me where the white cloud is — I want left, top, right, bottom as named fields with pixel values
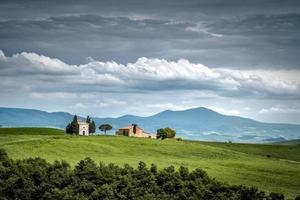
left=127, top=13, right=152, bottom=21
left=30, top=92, right=77, bottom=99
left=207, top=106, right=240, bottom=116
left=94, top=99, right=127, bottom=108
left=0, top=51, right=77, bottom=75
left=259, top=106, right=300, bottom=114
left=69, top=99, right=127, bottom=110
left=74, top=103, right=87, bottom=109
left=244, top=107, right=251, bottom=111
left=0, top=50, right=5, bottom=60
left=185, top=23, right=224, bottom=38
left=1, top=50, right=300, bottom=99
left=145, top=103, right=193, bottom=111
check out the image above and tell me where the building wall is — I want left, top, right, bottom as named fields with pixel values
left=117, top=126, right=154, bottom=138
left=132, top=127, right=144, bottom=137
left=78, top=124, right=89, bottom=136
left=116, top=129, right=130, bottom=136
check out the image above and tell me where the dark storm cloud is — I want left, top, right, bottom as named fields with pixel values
left=0, top=0, right=300, bottom=68
left=1, top=0, right=300, bottom=123
left=203, top=13, right=300, bottom=68
left=0, top=15, right=210, bottom=64
left=1, top=0, right=300, bottom=20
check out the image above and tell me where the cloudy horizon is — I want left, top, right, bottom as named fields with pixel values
left=1, top=0, right=300, bottom=124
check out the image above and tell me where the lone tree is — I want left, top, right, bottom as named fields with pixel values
left=156, top=127, right=176, bottom=139
left=99, top=124, right=112, bottom=135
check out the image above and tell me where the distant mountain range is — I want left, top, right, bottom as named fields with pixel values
left=0, top=107, right=299, bottom=143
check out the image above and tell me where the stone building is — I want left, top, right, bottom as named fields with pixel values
left=77, top=120, right=89, bottom=136
left=116, top=124, right=155, bottom=138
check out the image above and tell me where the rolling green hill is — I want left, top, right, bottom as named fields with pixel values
left=0, top=127, right=299, bottom=199
left=0, top=127, right=65, bottom=135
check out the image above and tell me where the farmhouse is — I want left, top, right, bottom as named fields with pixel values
left=77, top=120, right=89, bottom=136
left=116, top=124, right=155, bottom=138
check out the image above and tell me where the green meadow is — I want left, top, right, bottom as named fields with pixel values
left=0, top=127, right=299, bottom=199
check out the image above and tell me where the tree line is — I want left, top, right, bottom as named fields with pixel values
left=0, top=149, right=292, bottom=200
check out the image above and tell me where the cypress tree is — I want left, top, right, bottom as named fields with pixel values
left=86, top=116, right=91, bottom=124
left=89, top=121, right=96, bottom=134
left=71, top=115, right=79, bottom=134
left=65, top=123, right=73, bottom=134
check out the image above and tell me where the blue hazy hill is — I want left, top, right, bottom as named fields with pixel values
left=0, top=107, right=73, bottom=128
left=0, top=107, right=299, bottom=143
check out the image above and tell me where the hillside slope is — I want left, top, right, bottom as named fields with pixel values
left=0, top=128, right=299, bottom=199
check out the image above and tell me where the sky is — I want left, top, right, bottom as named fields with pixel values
left=0, top=0, right=300, bottom=124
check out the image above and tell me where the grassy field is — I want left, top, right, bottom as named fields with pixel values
left=0, top=128, right=299, bottom=199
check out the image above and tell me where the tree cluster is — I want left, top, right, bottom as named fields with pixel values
left=0, top=149, right=287, bottom=200
left=156, top=127, right=176, bottom=139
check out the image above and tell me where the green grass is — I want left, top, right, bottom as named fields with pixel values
left=193, top=140, right=300, bottom=162
left=0, top=127, right=65, bottom=135
left=0, top=128, right=299, bottom=199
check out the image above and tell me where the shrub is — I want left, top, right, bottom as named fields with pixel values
left=156, top=127, right=176, bottom=139
left=0, top=148, right=285, bottom=200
